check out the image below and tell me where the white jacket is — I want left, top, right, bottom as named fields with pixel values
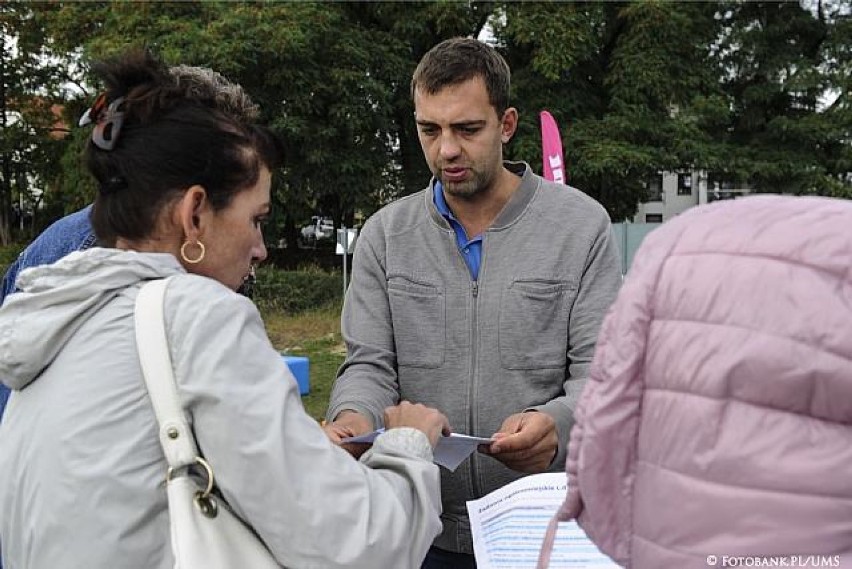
left=0, top=248, right=441, bottom=568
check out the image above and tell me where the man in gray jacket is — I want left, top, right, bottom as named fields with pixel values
left=325, top=37, right=622, bottom=568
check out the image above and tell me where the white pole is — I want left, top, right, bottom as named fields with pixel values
left=341, top=225, right=348, bottom=298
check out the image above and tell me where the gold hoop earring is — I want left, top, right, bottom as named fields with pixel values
left=180, top=240, right=206, bottom=264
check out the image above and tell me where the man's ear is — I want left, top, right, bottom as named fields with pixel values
left=500, top=107, right=519, bottom=144
left=176, top=185, right=209, bottom=242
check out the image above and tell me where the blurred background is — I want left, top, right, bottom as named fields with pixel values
left=1, top=0, right=849, bottom=251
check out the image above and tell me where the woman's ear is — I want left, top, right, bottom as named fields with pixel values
left=176, top=185, right=209, bottom=242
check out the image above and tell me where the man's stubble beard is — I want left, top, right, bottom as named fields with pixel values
left=440, top=168, right=493, bottom=201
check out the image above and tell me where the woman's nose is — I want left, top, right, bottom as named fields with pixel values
left=253, top=239, right=267, bottom=263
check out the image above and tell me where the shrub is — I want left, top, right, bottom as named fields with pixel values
left=0, top=244, right=25, bottom=286
left=253, top=265, right=343, bottom=314
left=0, top=244, right=24, bottom=266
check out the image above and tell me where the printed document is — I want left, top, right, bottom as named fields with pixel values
left=466, top=472, right=618, bottom=569
left=342, top=429, right=492, bottom=471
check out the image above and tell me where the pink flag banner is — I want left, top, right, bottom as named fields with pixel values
left=540, top=111, right=566, bottom=184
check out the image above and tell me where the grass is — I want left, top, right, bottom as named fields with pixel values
left=260, top=301, right=345, bottom=422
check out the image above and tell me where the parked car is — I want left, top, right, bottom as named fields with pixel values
left=299, top=216, right=334, bottom=247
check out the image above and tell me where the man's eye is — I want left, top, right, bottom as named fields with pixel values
left=419, top=126, right=438, bottom=136
left=459, top=127, right=480, bottom=135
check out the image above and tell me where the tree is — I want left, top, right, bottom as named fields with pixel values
left=12, top=0, right=851, bottom=238
left=28, top=1, right=492, bottom=246
left=493, top=1, right=724, bottom=220
left=716, top=0, right=852, bottom=197
left=348, top=1, right=495, bottom=198
left=0, top=2, right=71, bottom=244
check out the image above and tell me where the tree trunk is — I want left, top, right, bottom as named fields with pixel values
left=0, top=40, right=13, bottom=246
left=282, top=217, right=300, bottom=250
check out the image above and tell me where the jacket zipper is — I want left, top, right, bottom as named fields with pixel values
left=448, top=228, right=485, bottom=499
left=468, top=240, right=484, bottom=499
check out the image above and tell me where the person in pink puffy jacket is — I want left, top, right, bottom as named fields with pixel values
left=539, top=195, right=852, bottom=568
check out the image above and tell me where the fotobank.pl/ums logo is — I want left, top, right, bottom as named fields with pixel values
left=705, top=555, right=843, bottom=568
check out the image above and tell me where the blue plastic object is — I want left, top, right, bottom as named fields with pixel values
left=282, top=355, right=310, bottom=395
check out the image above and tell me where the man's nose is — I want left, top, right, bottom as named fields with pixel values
left=439, top=133, right=462, bottom=160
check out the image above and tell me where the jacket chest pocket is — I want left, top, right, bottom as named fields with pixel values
left=388, top=277, right=445, bottom=368
left=499, top=279, right=577, bottom=369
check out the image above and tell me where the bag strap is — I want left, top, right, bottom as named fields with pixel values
left=536, top=515, right=560, bottom=568
left=134, top=278, right=199, bottom=469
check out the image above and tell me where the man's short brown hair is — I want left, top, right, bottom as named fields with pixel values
left=411, top=37, right=511, bottom=115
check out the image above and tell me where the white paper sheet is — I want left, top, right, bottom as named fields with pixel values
left=342, top=429, right=492, bottom=471
left=466, top=472, right=619, bottom=569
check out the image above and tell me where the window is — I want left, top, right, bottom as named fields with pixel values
left=645, top=214, right=663, bottom=223
left=645, top=173, right=663, bottom=202
left=677, top=173, right=692, bottom=195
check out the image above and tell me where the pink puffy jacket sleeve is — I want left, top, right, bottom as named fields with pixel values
left=538, top=222, right=683, bottom=568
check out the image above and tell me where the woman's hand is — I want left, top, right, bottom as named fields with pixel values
left=384, top=401, right=450, bottom=448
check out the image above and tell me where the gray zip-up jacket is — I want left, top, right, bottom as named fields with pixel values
left=0, top=248, right=441, bottom=569
left=327, top=162, right=622, bottom=553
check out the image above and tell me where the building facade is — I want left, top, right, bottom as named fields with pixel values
left=632, top=171, right=752, bottom=223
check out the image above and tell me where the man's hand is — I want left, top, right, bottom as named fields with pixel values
left=481, top=411, right=558, bottom=473
left=323, top=410, right=373, bottom=459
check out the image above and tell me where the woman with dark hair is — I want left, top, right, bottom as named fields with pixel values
left=0, top=51, right=448, bottom=568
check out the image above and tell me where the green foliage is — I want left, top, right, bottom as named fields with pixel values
left=0, top=242, right=24, bottom=283
left=712, top=1, right=852, bottom=196
left=0, top=2, right=73, bottom=244
left=252, top=265, right=342, bottom=315
left=288, top=334, right=346, bottom=421
left=0, top=243, right=23, bottom=265
left=2, top=0, right=849, bottom=234
left=498, top=1, right=731, bottom=220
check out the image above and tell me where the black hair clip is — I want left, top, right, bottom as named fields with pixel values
left=79, top=94, right=126, bottom=151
